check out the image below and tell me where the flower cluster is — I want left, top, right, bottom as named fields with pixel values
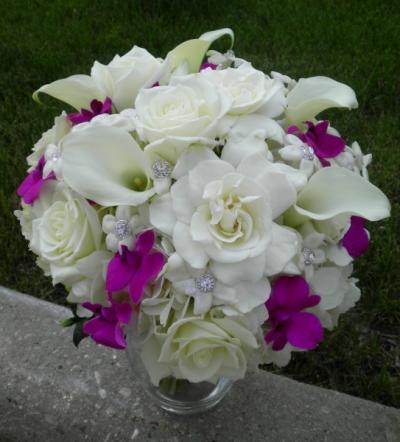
left=16, top=29, right=390, bottom=385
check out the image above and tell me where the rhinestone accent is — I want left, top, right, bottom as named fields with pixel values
left=195, top=272, right=216, bottom=293
left=50, top=151, right=61, bottom=162
left=300, top=144, right=315, bottom=161
left=152, top=159, right=172, bottom=179
left=302, top=247, right=316, bottom=266
left=48, top=144, right=61, bottom=162
left=114, top=219, right=131, bottom=240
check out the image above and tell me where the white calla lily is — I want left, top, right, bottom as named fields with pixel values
left=287, top=167, right=390, bottom=226
left=61, top=126, right=155, bottom=206
left=286, top=76, right=358, bottom=126
left=33, top=75, right=105, bottom=110
left=153, top=28, right=234, bottom=86
left=199, top=28, right=234, bottom=48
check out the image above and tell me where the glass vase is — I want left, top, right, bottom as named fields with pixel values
left=126, top=333, right=233, bottom=415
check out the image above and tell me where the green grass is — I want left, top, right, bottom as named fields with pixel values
left=0, top=0, right=399, bottom=407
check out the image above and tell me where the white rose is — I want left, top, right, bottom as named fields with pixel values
left=91, top=46, right=162, bottom=111
left=67, top=250, right=112, bottom=306
left=201, top=62, right=286, bottom=117
left=30, top=183, right=102, bottom=285
left=135, top=74, right=232, bottom=143
left=14, top=181, right=58, bottom=242
left=155, top=315, right=258, bottom=384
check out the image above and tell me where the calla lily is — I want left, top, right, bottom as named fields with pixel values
left=61, top=126, right=155, bottom=206
left=33, top=29, right=234, bottom=111
left=33, top=75, right=105, bottom=110
left=167, top=28, right=234, bottom=74
left=155, top=28, right=234, bottom=85
left=286, top=76, right=358, bottom=126
left=200, top=28, right=234, bottom=48
left=286, top=167, right=390, bottom=226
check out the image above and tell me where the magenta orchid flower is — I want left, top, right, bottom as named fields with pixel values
left=265, top=276, right=323, bottom=351
left=17, top=155, right=55, bottom=205
left=288, top=120, right=345, bottom=166
left=200, top=62, right=218, bottom=71
left=68, top=97, right=112, bottom=125
left=82, top=299, right=132, bottom=350
left=106, top=230, right=165, bottom=304
left=342, top=216, right=369, bottom=258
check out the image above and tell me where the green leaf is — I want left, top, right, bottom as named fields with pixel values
left=73, top=321, right=88, bottom=348
left=62, top=317, right=76, bottom=327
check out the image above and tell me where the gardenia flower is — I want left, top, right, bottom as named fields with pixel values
left=201, top=62, right=286, bottom=117
left=265, top=276, right=323, bottom=351
left=134, top=74, right=232, bottom=144
left=29, top=183, right=102, bottom=286
left=150, top=151, right=298, bottom=275
left=145, top=314, right=258, bottom=384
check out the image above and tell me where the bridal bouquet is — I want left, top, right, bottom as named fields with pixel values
left=16, top=29, right=390, bottom=387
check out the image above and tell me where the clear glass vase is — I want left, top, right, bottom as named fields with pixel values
left=126, top=332, right=233, bottom=415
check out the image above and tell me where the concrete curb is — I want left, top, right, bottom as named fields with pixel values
left=0, top=286, right=399, bottom=441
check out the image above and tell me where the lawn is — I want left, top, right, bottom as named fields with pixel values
left=0, top=0, right=399, bottom=407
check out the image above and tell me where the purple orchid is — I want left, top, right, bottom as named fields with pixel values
left=200, top=62, right=218, bottom=71
left=67, top=97, right=112, bottom=125
left=106, top=230, right=165, bottom=304
left=342, top=216, right=369, bottom=258
left=17, top=155, right=55, bottom=205
left=82, top=299, right=132, bottom=350
left=288, top=120, right=345, bottom=166
left=265, top=276, right=323, bottom=351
